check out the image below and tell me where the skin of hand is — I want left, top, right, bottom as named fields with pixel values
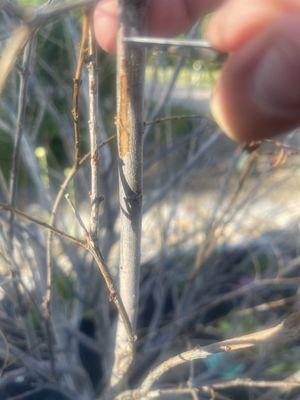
left=94, top=0, right=300, bottom=142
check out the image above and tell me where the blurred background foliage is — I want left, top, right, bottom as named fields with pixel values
left=2, top=3, right=300, bottom=400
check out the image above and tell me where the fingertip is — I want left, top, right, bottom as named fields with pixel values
left=210, top=83, right=237, bottom=141
left=94, top=0, right=118, bottom=53
left=210, top=16, right=300, bottom=142
left=205, top=0, right=283, bottom=52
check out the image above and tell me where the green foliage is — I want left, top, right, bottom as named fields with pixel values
left=26, top=307, right=42, bottom=331
left=97, top=50, right=116, bottom=131
left=17, top=0, right=44, bottom=5
left=146, top=64, right=220, bottom=89
left=54, top=273, right=75, bottom=304
left=217, top=315, right=258, bottom=338
left=32, top=22, right=77, bottom=169
left=0, top=134, right=13, bottom=181
left=268, top=359, right=300, bottom=375
left=247, top=252, right=272, bottom=276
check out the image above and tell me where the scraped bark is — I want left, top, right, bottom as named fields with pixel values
left=110, top=0, right=148, bottom=389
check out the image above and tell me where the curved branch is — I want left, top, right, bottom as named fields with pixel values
left=139, top=315, right=300, bottom=393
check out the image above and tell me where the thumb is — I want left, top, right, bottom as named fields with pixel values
left=211, top=15, right=300, bottom=142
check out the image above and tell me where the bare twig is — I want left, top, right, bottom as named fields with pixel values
left=0, top=0, right=95, bottom=95
left=87, top=13, right=101, bottom=240
left=1, top=1, right=26, bottom=20
left=0, top=25, right=31, bottom=94
left=8, top=41, right=31, bottom=242
left=0, top=202, right=86, bottom=248
left=0, top=201, right=134, bottom=343
left=33, top=0, right=95, bottom=23
left=43, top=13, right=88, bottom=376
left=72, top=11, right=88, bottom=167
left=46, top=134, right=115, bottom=271
left=235, top=296, right=297, bottom=317
left=2, top=0, right=95, bottom=25
left=191, top=149, right=257, bottom=278
left=138, top=313, right=300, bottom=393
left=64, top=194, right=135, bottom=342
left=0, top=168, right=9, bottom=201
left=117, top=387, right=203, bottom=400
left=145, top=57, right=184, bottom=138
left=211, top=378, right=300, bottom=391
left=0, top=329, right=9, bottom=375
left=86, top=242, right=135, bottom=343
left=108, top=0, right=148, bottom=389
left=122, top=380, right=300, bottom=400
left=144, top=22, right=200, bottom=137
left=65, top=193, right=89, bottom=235
left=144, top=129, right=219, bottom=213
left=44, top=135, right=115, bottom=336
left=145, top=113, right=207, bottom=126
left=6, top=39, right=35, bottom=356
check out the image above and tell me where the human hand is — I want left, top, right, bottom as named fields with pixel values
left=94, top=0, right=300, bottom=142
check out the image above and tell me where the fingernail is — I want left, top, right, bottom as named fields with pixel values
left=210, top=82, right=237, bottom=141
left=252, top=37, right=300, bottom=118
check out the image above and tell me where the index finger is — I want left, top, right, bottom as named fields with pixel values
left=206, top=0, right=300, bottom=51
left=94, top=0, right=224, bottom=52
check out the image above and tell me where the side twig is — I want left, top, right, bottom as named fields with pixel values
left=87, top=13, right=101, bottom=240
left=43, top=14, right=88, bottom=375
left=64, top=194, right=135, bottom=343
left=138, top=313, right=300, bottom=393
left=72, top=11, right=88, bottom=167
left=0, top=201, right=134, bottom=343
